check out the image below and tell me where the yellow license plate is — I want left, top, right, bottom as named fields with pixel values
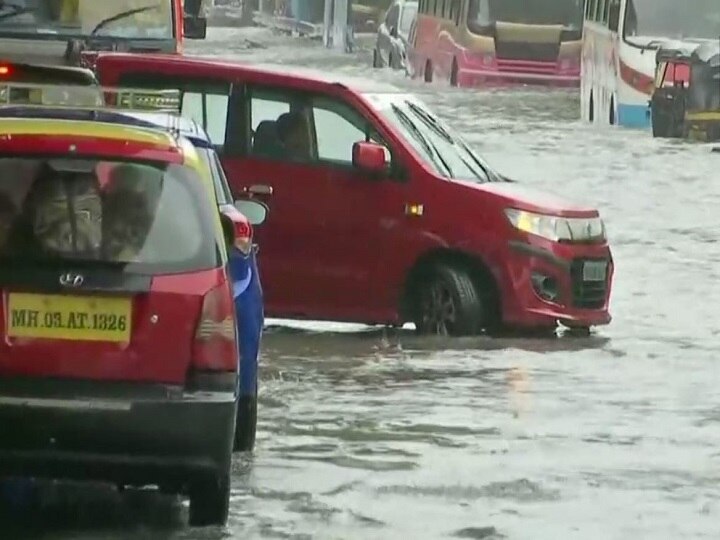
left=7, top=293, right=132, bottom=343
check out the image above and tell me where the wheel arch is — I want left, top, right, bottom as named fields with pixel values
left=399, top=248, right=501, bottom=324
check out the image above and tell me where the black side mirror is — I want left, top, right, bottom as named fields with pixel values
left=608, top=3, right=620, bottom=32
left=184, top=15, right=207, bottom=39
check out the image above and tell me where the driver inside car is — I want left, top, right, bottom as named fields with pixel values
left=276, top=111, right=312, bottom=161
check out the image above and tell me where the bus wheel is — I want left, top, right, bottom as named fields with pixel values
left=424, top=60, right=433, bottom=83
left=450, top=59, right=459, bottom=87
left=589, top=92, right=594, bottom=122
left=609, top=98, right=616, bottom=125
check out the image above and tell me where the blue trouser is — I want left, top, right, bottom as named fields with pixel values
left=229, top=249, right=264, bottom=397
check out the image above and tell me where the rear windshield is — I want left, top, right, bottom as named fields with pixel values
left=0, top=157, right=220, bottom=274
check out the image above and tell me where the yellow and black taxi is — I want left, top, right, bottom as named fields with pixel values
left=0, top=82, right=242, bottom=526
left=651, top=41, right=720, bottom=141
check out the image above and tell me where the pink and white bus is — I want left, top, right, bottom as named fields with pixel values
left=409, top=0, right=585, bottom=87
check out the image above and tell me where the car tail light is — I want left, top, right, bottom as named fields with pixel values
left=0, top=65, right=11, bottom=76
left=192, top=283, right=237, bottom=371
left=234, top=220, right=253, bottom=256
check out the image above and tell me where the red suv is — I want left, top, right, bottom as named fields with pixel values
left=96, top=53, right=613, bottom=336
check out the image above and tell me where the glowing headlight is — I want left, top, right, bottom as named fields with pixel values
left=504, top=208, right=606, bottom=242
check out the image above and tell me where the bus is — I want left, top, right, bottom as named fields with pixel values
left=410, top=0, right=585, bottom=87
left=581, top=0, right=720, bottom=129
left=0, top=0, right=206, bottom=67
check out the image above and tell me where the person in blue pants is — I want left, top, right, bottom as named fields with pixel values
left=227, top=241, right=264, bottom=452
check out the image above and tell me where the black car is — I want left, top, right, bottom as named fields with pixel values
left=372, top=0, right=417, bottom=71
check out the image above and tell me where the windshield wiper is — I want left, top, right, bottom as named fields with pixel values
left=0, top=1, right=33, bottom=22
left=90, top=5, right=159, bottom=37
left=405, top=100, right=495, bottom=181
left=406, top=101, right=455, bottom=144
left=391, top=103, right=452, bottom=178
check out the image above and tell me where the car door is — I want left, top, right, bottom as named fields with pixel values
left=224, top=85, right=410, bottom=322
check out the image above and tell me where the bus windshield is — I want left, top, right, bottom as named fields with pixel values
left=468, top=0, right=584, bottom=29
left=623, top=0, right=720, bottom=41
left=0, top=0, right=174, bottom=41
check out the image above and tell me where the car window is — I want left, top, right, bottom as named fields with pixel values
left=312, top=97, right=391, bottom=166
left=247, top=88, right=391, bottom=168
left=181, top=91, right=229, bottom=148
left=400, top=4, right=418, bottom=33
left=197, top=147, right=232, bottom=205
left=0, top=158, right=220, bottom=274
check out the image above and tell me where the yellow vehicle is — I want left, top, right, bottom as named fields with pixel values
left=0, top=82, right=245, bottom=526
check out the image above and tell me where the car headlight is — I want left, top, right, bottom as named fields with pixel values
left=504, top=208, right=606, bottom=242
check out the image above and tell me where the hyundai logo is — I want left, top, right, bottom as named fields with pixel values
left=59, top=273, right=84, bottom=288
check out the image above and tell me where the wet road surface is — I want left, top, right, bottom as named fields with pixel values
left=3, top=27, right=720, bottom=539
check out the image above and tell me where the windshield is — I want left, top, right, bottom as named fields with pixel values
left=623, top=0, right=720, bottom=41
left=468, top=0, right=584, bottom=28
left=364, top=93, right=496, bottom=183
left=399, top=3, right=417, bottom=34
left=0, top=0, right=174, bottom=40
left=0, top=157, right=219, bottom=274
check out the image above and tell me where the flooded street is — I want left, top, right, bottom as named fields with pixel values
left=6, top=27, right=720, bottom=539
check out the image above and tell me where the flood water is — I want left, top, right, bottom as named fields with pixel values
left=4, top=27, right=720, bottom=539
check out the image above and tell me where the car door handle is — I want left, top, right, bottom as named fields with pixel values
left=245, top=184, right=273, bottom=196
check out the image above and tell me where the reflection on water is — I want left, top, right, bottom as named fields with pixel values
left=2, top=26, right=720, bottom=540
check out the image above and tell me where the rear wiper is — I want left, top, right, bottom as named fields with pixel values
left=0, top=1, right=33, bottom=22
left=391, top=103, right=452, bottom=178
left=90, top=5, right=159, bottom=37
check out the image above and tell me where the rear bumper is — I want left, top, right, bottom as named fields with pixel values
left=501, top=240, right=613, bottom=329
left=457, top=66, right=579, bottom=88
left=0, top=376, right=237, bottom=487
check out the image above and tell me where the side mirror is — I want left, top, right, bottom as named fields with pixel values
left=184, top=16, right=207, bottom=39
left=352, top=141, right=387, bottom=175
left=608, top=4, right=620, bottom=32
left=390, top=25, right=399, bottom=38
left=234, top=199, right=269, bottom=226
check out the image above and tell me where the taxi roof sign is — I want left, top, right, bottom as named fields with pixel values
left=0, top=82, right=182, bottom=113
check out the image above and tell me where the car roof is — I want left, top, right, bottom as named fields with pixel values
left=97, top=53, right=403, bottom=94
left=0, top=107, right=213, bottom=149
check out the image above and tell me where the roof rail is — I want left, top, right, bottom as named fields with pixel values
left=0, top=82, right=182, bottom=114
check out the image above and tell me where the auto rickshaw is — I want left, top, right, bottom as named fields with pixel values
left=650, top=42, right=720, bottom=141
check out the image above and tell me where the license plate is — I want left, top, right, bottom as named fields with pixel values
left=7, top=293, right=131, bottom=343
left=582, top=261, right=607, bottom=282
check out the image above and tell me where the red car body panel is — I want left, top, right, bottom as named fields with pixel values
left=95, top=52, right=613, bottom=330
left=0, top=131, right=233, bottom=383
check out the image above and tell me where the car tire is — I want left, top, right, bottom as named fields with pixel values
left=373, top=49, right=382, bottom=68
left=188, top=472, right=231, bottom=527
left=414, top=264, right=486, bottom=336
left=233, top=394, right=257, bottom=452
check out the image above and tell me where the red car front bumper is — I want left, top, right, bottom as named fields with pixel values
left=499, top=239, right=613, bottom=329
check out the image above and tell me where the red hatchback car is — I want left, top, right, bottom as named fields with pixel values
left=96, top=53, right=614, bottom=336
left=0, top=86, right=242, bottom=525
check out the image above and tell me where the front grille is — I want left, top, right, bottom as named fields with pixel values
left=570, top=259, right=608, bottom=309
left=494, top=41, right=560, bottom=63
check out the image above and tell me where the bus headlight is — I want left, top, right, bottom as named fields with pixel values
left=505, top=208, right=606, bottom=243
